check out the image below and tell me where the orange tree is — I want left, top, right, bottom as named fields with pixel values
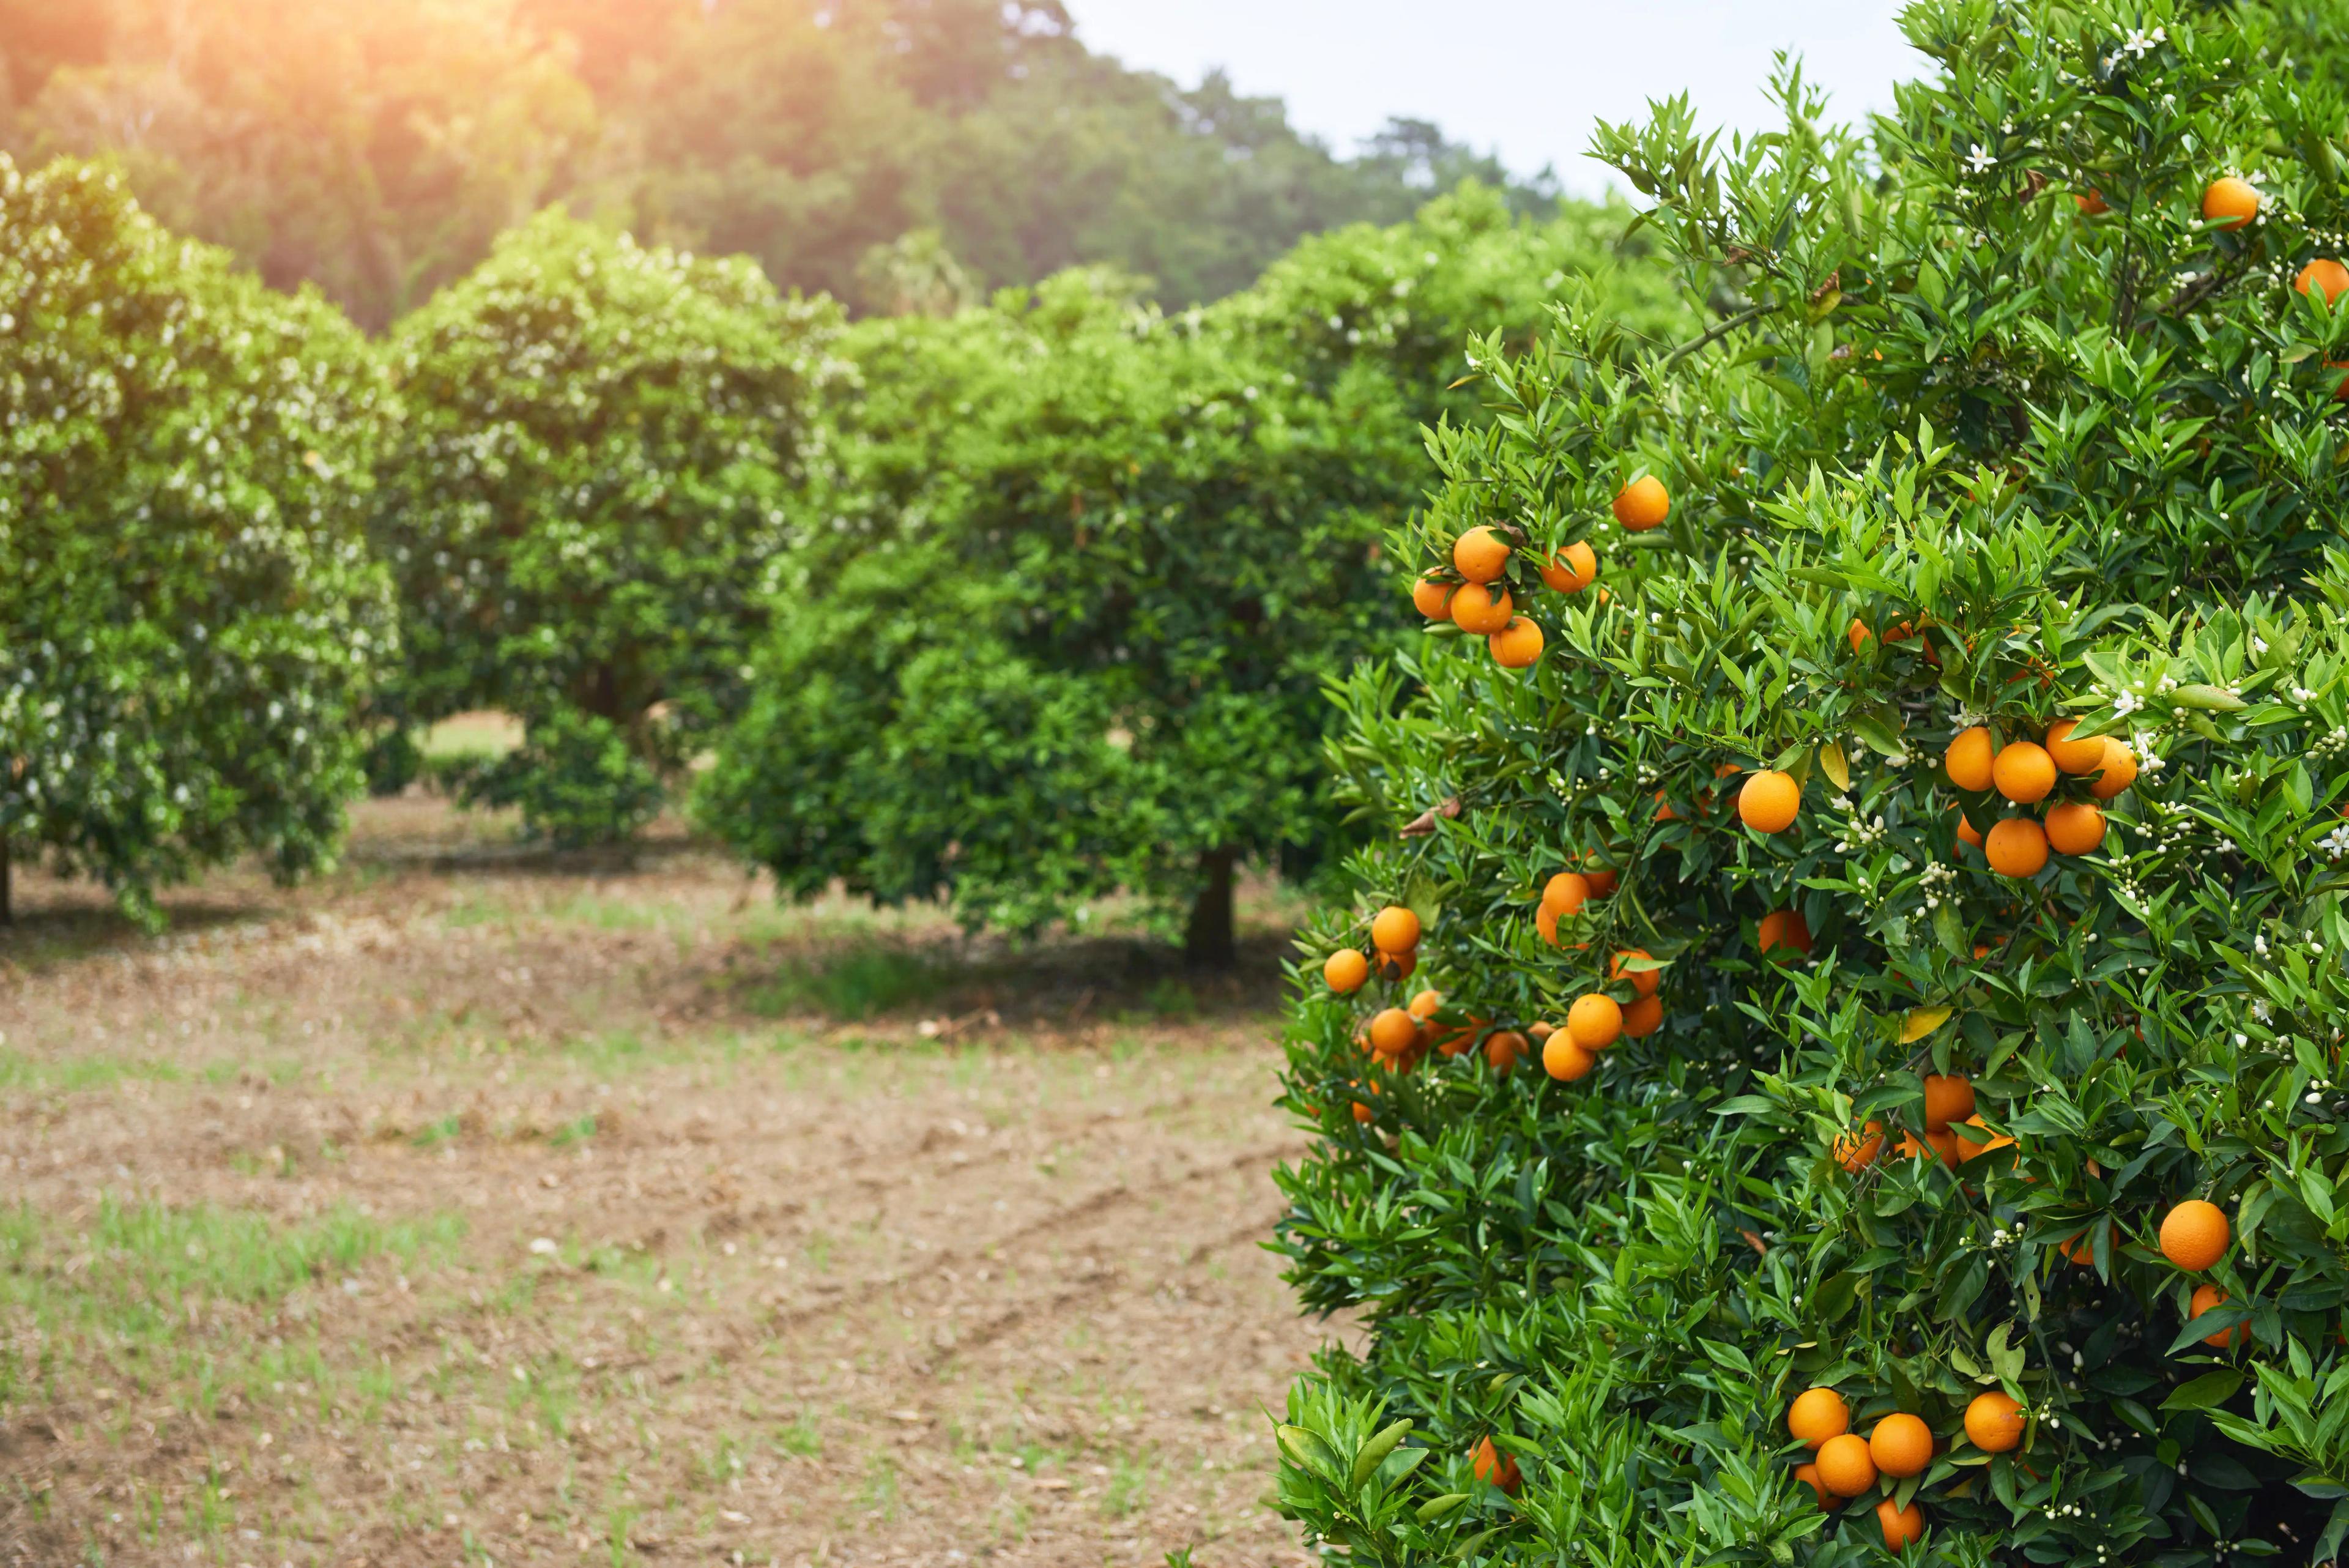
left=1271, top=4, right=2349, bottom=1562
left=698, top=188, right=1685, bottom=965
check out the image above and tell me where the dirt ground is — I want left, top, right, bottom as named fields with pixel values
left=0, top=797, right=1344, bottom=1567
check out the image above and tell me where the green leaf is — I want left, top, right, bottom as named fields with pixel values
left=2161, top=1370, right=2245, bottom=1413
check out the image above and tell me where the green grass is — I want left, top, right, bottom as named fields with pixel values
left=0, top=1047, right=185, bottom=1093
left=740, top=943, right=952, bottom=1022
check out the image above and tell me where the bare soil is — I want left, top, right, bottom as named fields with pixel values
left=0, top=797, right=1340, bottom=1567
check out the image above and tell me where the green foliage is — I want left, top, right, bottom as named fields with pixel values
left=1273, top=4, right=2349, bottom=1562
left=699, top=188, right=1687, bottom=958
left=371, top=212, right=839, bottom=844
left=0, top=155, right=394, bottom=923
left=0, top=0, right=1554, bottom=327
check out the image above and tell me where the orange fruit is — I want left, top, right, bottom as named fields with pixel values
left=1869, top=1414, right=1932, bottom=1478
left=1992, top=741, right=2057, bottom=803
left=1945, top=726, right=1995, bottom=792
left=1877, top=1497, right=1924, bottom=1549
left=1323, top=949, right=1369, bottom=993
left=2299, top=259, right=2349, bottom=304
left=1954, top=811, right=1984, bottom=849
left=1757, top=909, right=1812, bottom=956
left=1955, top=1113, right=2016, bottom=1163
left=2076, top=188, right=2109, bottom=215
left=1535, top=905, right=1563, bottom=947
left=1612, top=474, right=1670, bottom=530
left=1610, top=949, right=1660, bottom=999
left=1898, top=1128, right=1959, bottom=1164
left=1542, top=1033, right=1596, bottom=1081
left=1835, top=1121, right=1885, bottom=1172
left=1814, top=1433, right=1877, bottom=1497
left=1540, top=540, right=1598, bottom=593
left=1542, top=871, right=1592, bottom=918
left=1792, top=1462, right=1836, bottom=1508
left=2161, top=1199, right=2230, bottom=1271
left=2089, top=739, right=2137, bottom=800
left=1984, top=817, right=2049, bottom=878
left=1485, top=1030, right=1527, bottom=1074
left=1449, top=581, right=1513, bottom=634
left=1964, top=1391, right=2023, bottom=1453
left=1411, top=574, right=1457, bottom=620
left=1452, top=526, right=1512, bottom=584
left=1787, top=1387, right=1850, bottom=1447
left=1567, top=994, right=1623, bottom=1050
left=1471, top=1435, right=1520, bottom=1493
left=2046, top=800, right=2106, bottom=855
left=2191, top=1283, right=2245, bottom=1348
left=2203, top=175, right=2260, bottom=229
left=1621, top=994, right=1663, bottom=1039
left=1371, top=905, right=1420, bottom=953
left=1581, top=857, right=1619, bottom=896
left=1489, top=615, right=1545, bottom=669
left=1408, top=988, right=1443, bottom=1020
left=1737, top=770, right=1800, bottom=833
left=2058, top=1230, right=2097, bottom=1268
left=2043, top=718, right=2106, bottom=774
left=1652, top=789, right=1678, bottom=822
left=1373, top=948, right=1416, bottom=983
left=1921, top=1073, right=1975, bottom=1131
left=1368, top=1008, right=1419, bottom=1058
left=1351, top=1097, right=1375, bottom=1124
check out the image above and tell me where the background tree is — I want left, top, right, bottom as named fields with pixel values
left=371, top=212, right=840, bottom=843
left=699, top=187, right=1685, bottom=964
left=0, top=155, right=395, bottom=924
left=1269, top=3, right=2349, bottom=1562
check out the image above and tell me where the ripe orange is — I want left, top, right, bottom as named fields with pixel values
left=1610, top=949, right=1660, bottom=999
left=2203, top=175, right=2260, bottom=229
left=2160, top=1198, right=2230, bottom=1271
left=1835, top=1121, right=1885, bottom=1172
left=1535, top=905, right=1564, bottom=947
left=1612, top=475, right=1670, bottom=531
left=1543, top=871, right=1592, bottom=918
left=1543, top=1033, right=1596, bottom=1081
left=1869, top=1414, right=1932, bottom=1478
left=1526, top=1019, right=1553, bottom=1040
left=1567, top=994, right=1623, bottom=1050
left=1945, top=726, right=1995, bottom=792
left=2076, top=188, right=2109, bottom=215
left=1738, top=770, right=1800, bottom=833
left=1652, top=789, right=1679, bottom=822
left=1485, top=1030, right=1527, bottom=1074
left=2045, top=800, right=2106, bottom=855
left=1955, top=1112, right=2016, bottom=1163
left=1792, top=1462, right=1836, bottom=1508
left=1323, top=949, right=1369, bottom=993
left=1622, top=994, right=1663, bottom=1038
left=1964, top=1391, right=2023, bottom=1453
left=1992, top=741, right=2057, bottom=803
left=1373, top=948, right=1416, bottom=982
left=1540, top=540, right=1598, bottom=593
left=1411, top=574, right=1457, bottom=620
left=2058, top=1230, right=2096, bottom=1268
left=1757, top=909, right=1812, bottom=956
left=1581, top=857, right=1619, bottom=896
left=1953, top=809, right=1983, bottom=849
left=1452, top=526, right=1512, bottom=584
left=1471, top=1435, right=1521, bottom=1493
left=1450, top=581, right=1514, bottom=634
left=1814, top=1433, right=1877, bottom=1497
left=2043, top=718, right=2106, bottom=774
left=1371, top=905, right=1420, bottom=953
left=1408, top=988, right=1443, bottom=1020
left=1351, top=1096, right=1375, bottom=1124
left=2299, top=259, right=2349, bottom=305
left=2090, top=738, right=2137, bottom=800
left=1490, top=615, right=1545, bottom=669
left=1921, top=1073, right=1975, bottom=1131
left=1898, top=1128, right=1959, bottom=1165
left=1984, top=817, right=2049, bottom=878
left=1368, top=1008, right=1419, bottom=1057
left=1877, top=1497, right=1924, bottom=1549
left=1787, top=1387, right=1850, bottom=1448
left=2191, top=1283, right=2245, bottom=1348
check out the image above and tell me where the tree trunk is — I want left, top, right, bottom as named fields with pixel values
left=1182, top=847, right=1236, bottom=969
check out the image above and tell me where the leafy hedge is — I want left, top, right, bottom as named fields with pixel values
left=371, top=212, right=841, bottom=843
left=700, top=187, right=1688, bottom=961
left=0, top=155, right=393, bottom=923
left=1273, top=3, right=2349, bottom=1563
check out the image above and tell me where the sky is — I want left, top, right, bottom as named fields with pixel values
left=1060, top=1, right=1926, bottom=195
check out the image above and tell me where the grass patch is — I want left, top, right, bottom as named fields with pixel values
left=740, top=943, right=951, bottom=1022
left=0, top=1048, right=185, bottom=1093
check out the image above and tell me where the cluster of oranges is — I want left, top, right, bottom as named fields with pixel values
left=1784, top=1385, right=2024, bottom=1547
left=1834, top=1072, right=2011, bottom=1172
left=1322, top=903, right=1424, bottom=994
left=1945, top=718, right=2134, bottom=877
left=1412, top=477, right=1672, bottom=671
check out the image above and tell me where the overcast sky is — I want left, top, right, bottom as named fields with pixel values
left=1061, top=1, right=1925, bottom=195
